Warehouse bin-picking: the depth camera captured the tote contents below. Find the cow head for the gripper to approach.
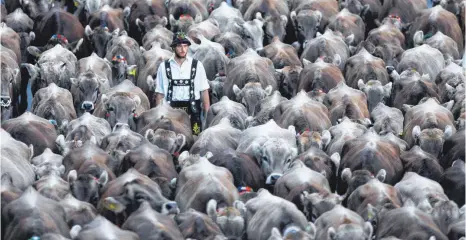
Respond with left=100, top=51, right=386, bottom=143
left=102, top=179, right=179, bottom=216
left=145, top=127, right=186, bottom=155
left=364, top=42, right=403, bottom=70
left=174, top=209, right=225, bottom=239
left=135, top=16, right=168, bottom=37
left=1, top=64, right=18, bottom=121
left=18, top=31, right=35, bottom=62
left=301, top=191, right=344, bottom=221
left=268, top=224, right=316, bottom=240
left=276, top=65, right=303, bottom=98
left=85, top=25, right=113, bottom=58
left=68, top=169, right=108, bottom=206
left=70, top=71, right=104, bottom=116
left=169, top=14, right=202, bottom=33
left=233, top=82, right=273, bottom=116
left=259, top=13, right=288, bottom=45
left=56, top=125, right=97, bottom=155
left=110, top=55, right=137, bottom=85
left=412, top=125, right=454, bottom=157
left=207, top=199, right=246, bottom=239
left=251, top=136, right=298, bottom=185
left=357, top=80, right=392, bottom=113
left=290, top=10, right=322, bottom=43
left=327, top=221, right=373, bottom=240
left=341, top=168, right=387, bottom=197
left=100, top=92, right=141, bottom=130
left=241, top=17, right=264, bottom=50
left=209, top=76, right=226, bottom=104
left=297, top=130, right=331, bottom=153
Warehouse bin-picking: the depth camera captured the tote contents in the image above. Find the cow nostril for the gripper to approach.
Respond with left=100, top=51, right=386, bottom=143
left=386, top=66, right=395, bottom=74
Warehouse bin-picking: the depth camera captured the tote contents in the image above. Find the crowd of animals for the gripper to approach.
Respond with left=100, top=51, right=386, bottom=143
left=1, top=0, right=465, bottom=239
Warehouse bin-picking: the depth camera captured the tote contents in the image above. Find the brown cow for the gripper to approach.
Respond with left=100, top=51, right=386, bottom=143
left=378, top=0, right=427, bottom=28
left=323, top=82, right=369, bottom=125
left=345, top=48, right=390, bottom=89
left=297, top=57, right=345, bottom=94
left=87, top=5, right=126, bottom=31
left=327, top=8, right=366, bottom=47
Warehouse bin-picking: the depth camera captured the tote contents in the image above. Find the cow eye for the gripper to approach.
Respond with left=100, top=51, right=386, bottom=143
left=107, top=107, right=114, bottom=111
left=262, top=156, right=268, bottom=163
left=286, top=158, right=292, bottom=164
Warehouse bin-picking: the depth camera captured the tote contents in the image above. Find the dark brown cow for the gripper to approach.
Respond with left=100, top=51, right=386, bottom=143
left=414, top=31, right=461, bottom=61
left=327, top=8, right=366, bottom=47
left=257, top=36, right=302, bottom=68
left=2, top=112, right=58, bottom=157
left=297, top=57, right=345, bottom=94
left=175, top=209, right=225, bottom=239
left=323, top=82, right=369, bottom=125
left=400, top=145, right=444, bottom=182
left=440, top=160, right=465, bottom=206
left=345, top=48, right=390, bottom=89
left=0, top=23, right=21, bottom=65
left=378, top=0, right=427, bottom=28
left=440, top=131, right=465, bottom=168
left=296, top=147, right=340, bottom=192
left=87, top=5, right=126, bottom=31
left=0, top=45, right=21, bottom=122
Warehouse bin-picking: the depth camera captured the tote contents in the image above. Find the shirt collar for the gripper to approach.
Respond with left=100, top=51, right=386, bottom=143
left=168, top=55, right=192, bottom=66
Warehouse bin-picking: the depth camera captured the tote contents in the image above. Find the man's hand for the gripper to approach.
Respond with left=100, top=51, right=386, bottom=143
left=201, top=89, right=210, bottom=113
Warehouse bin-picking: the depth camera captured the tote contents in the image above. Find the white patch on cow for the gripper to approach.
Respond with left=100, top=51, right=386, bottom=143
left=428, top=6, right=442, bottom=21
left=61, top=194, right=82, bottom=210
left=23, top=187, right=40, bottom=208
left=119, top=169, right=140, bottom=184
left=101, top=4, right=111, bottom=12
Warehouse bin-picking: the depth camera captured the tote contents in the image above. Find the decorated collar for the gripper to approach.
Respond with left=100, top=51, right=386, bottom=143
left=179, top=14, right=192, bottom=19
left=388, top=14, right=401, bottom=22
left=112, top=55, right=127, bottom=64
left=238, top=186, right=253, bottom=194
left=51, top=34, right=68, bottom=44
left=173, top=152, right=180, bottom=158
left=297, top=128, right=310, bottom=137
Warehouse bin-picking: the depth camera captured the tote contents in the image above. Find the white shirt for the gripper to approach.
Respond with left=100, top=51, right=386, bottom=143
left=155, top=55, right=210, bottom=101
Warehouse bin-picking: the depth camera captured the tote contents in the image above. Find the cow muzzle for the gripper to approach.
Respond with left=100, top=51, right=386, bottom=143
left=81, top=101, right=94, bottom=111
left=266, top=173, right=283, bottom=185
left=1, top=96, right=11, bottom=107
left=162, top=201, right=179, bottom=215
left=113, top=123, right=129, bottom=132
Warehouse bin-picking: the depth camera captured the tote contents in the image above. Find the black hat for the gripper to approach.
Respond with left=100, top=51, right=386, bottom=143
left=171, top=32, right=191, bottom=47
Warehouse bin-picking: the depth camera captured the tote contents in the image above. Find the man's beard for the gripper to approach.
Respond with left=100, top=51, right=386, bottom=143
left=175, top=52, right=187, bottom=59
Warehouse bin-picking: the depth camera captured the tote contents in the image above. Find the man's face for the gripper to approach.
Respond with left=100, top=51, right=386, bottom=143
left=174, top=44, right=189, bottom=58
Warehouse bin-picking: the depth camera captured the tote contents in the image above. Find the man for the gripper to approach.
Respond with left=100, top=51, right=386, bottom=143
left=154, top=32, right=210, bottom=136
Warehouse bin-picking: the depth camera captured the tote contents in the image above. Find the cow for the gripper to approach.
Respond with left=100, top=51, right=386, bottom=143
left=34, top=174, right=70, bottom=201
left=408, top=5, right=463, bottom=54
left=403, top=97, right=456, bottom=157
left=273, top=90, right=332, bottom=133
left=375, top=206, right=448, bottom=240
left=314, top=205, right=373, bottom=240
left=136, top=103, right=194, bottom=151
left=141, top=24, right=173, bottom=51
left=4, top=8, right=35, bottom=63
left=22, top=44, right=78, bottom=96
left=388, top=69, right=440, bottom=110
left=400, top=146, right=444, bottom=182
left=236, top=119, right=298, bottom=185
left=69, top=216, right=139, bottom=240
left=121, top=201, right=185, bottom=240
left=378, top=0, right=427, bottom=27
left=187, top=18, right=221, bottom=41
left=244, top=189, right=315, bottom=240
left=207, top=199, right=247, bottom=240
left=119, top=141, right=177, bottom=199
left=413, top=31, right=461, bottom=61
left=2, top=187, right=71, bottom=240
left=82, top=25, right=116, bottom=59
left=357, top=80, right=392, bottom=113
left=190, top=118, right=242, bottom=156
left=175, top=151, right=239, bottom=213
left=31, top=148, right=65, bottom=179
left=141, top=45, right=172, bottom=108
left=257, top=36, right=301, bottom=69
left=435, top=61, right=465, bottom=103
left=0, top=45, right=21, bottom=122
left=2, top=112, right=58, bottom=156
left=1, top=173, right=23, bottom=208
left=396, top=44, right=445, bottom=82
left=98, top=169, right=179, bottom=226
left=345, top=48, right=390, bottom=89
left=327, top=8, right=366, bottom=47
left=245, top=90, right=287, bottom=128
left=300, top=29, right=351, bottom=71
left=323, top=82, right=369, bottom=125
left=31, top=8, right=84, bottom=47
left=31, top=83, right=77, bottom=129
left=440, top=160, right=465, bottom=206
left=127, top=0, right=168, bottom=44
left=337, top=130, right=404, bottom=195
left=205, top=96, right=248, bottom=130
left=1, top=23, right=21, bottom=64
left=1, top=128, right=35, bottom=191
left=440, top=130, right=465, bottom=168
left=370, top=103, right=404, bottom=136
left=212, top=32, right=249, bottom=59
left=224, top=49, right=277, bottom=112
left=297, top=57, right=345, bottom=95
left=290, top=0, right=339, bottom=45
left=63, top=142, right=117, bottom=206
left=100, top=123, right=146, bottom=163
left=71, top=54, right=113, bottom=117
left=240, top=16, right=266, bottom=50
left=174, top=208, right=226, bottom=239
left=209, top=1, right=244, bottom=34
left=93, top=80, right=150, bottom=131
left=87, top=5, right=127, bottom=32
left=59, top=193, right=98, bottom=228
left=189, top=34, right=230, bottom=81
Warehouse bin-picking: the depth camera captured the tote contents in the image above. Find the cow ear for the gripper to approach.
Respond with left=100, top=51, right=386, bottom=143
left=303, top=58, right=312, bottom=67
left=383, top=82, right=392, bottom=98
left=357, top=79, right=366, bottom=90
left=363, top=222, right=373, bottom=238
left=345, top=34, right=355, bottom=46
left=146, top=75, right=156, bottom=91
left=101, top=94, right=109, bottom=105
left=70, top=78, right=79, bottom=86
left=444, top=125, right=453, bottom=139
left=135, top=18, right=145, bottom=32
left=70, top=225, right=82, bottom=239
left=207, top=199, right=218, bottom=222
left=232, top=84, right=242, bottom=99
left=123, top=6, right=131, bottom=18
left=376, top=169, right=386, bottom=182
left=327, top=227, right=337, bottom=240
left=402, top=104, right=413, bottom=114
left=27, top=46, right=42, bottom=58
left=330, top=152, right=340, bottom=171
left=21, top=63, right=40, bottom=82
left=280, top=15, right=288, bottom=26
left=264, top=85, right=273, bottom=95
left=98, top=170, right=109, bottom=186
left=341, top=168, right=352, bottom=182
left=102, top=197, right=126, bottom=213
left=132, top=95, right=141, bottom=107
left=442, top=100, right=454, bottom=111
left=314, top=11, right=322, bottom=26
left=178, top=151, right=190, bottom=167
left=145, top=129, right=155, bottom=141
left=169, top=14, right=177, bottom=27
left=412, top=125, right=421, bottom=141
left=322, top=130, right=332, bottom=148
left=306, top=222, right=316, bottom=239
left=175, top=134, right=186, bottom=152
left=290, top=11, right=297, bottom=25
left=270, top=227, right=282, bottom=238
left=29, top=31, right=35, bottom=41
left=85, top=25, right=93, bottom=38
left=255, top=12, right=264, bottom=21
left=160, top=16, right=168, bottom=27
left=413, top=31, right=424, bottom=46
left=112, top=28, right=120, bottom=37
left=195, top=14, right=202, bottom=23
left=68, top=170, right=77, bottom=183
left=56, top=134, right=66, bottom=154
left=332, top=54, right=341, bottom=66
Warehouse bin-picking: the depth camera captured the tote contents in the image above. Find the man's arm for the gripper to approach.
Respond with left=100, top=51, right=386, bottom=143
left=195, top=61, right=211, bottom=114
left=201, top=89, right=210, bottom=113
left=154, top=62, right=166, bottom=106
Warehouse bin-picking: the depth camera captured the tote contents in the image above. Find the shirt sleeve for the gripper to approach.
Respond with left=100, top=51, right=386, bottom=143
left=154, top=62, right=166, bottom=94
left=195, top=61, right=210, bottom=92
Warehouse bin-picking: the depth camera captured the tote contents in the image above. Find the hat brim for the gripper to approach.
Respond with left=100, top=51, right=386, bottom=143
left=171, top=39, right=191, bottom=47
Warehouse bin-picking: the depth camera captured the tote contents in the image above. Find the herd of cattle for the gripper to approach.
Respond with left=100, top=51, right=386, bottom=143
left=1, top=0, right=466, bottom=239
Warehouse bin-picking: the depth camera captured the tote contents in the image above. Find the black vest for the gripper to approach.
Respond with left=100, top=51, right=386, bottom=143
left=164, top=59, right=202, bottom=135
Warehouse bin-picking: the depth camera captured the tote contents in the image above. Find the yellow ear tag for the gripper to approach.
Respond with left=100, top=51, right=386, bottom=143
left=128, top=68, right=137, bottom=76
left=74, top=1, right=79, bottom=7
left=107, top=203, right=116, bottom=210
